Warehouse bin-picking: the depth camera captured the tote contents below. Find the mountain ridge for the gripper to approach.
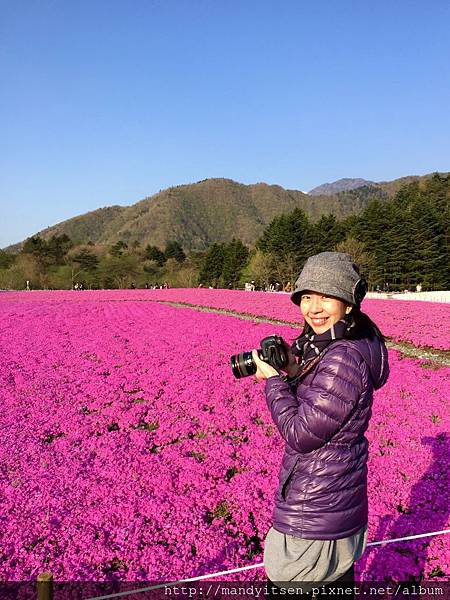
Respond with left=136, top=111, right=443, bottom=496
left=5, top=172, right=446, bottom=252
left=308, top=178, right=374, bottom=195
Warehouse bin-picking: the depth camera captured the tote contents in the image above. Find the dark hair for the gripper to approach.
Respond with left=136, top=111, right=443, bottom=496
left=345, top=307, right=385, bottom=341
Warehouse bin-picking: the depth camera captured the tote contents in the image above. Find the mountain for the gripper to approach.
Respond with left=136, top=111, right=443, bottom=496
left=308, top=178, right=374, bottom=196
left=5, top=173, right=446, bottom=253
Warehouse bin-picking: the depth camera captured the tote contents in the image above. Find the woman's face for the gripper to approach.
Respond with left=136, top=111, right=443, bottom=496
left=300, top=291, right=350, bottom=335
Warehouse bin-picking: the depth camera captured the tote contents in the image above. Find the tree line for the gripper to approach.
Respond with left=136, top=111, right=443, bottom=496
left=0, top=173, right=448, bottom=291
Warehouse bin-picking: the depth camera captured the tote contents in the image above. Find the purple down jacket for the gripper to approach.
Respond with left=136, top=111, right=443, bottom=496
left=265, top=335, right=389, bottom=540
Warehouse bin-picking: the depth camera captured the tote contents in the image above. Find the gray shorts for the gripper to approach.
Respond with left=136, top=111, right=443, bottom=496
left=264, top=524, right=368, bottom=589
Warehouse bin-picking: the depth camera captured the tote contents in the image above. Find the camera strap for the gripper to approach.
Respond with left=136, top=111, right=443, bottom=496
left=286, top=340, right=341, bottom=387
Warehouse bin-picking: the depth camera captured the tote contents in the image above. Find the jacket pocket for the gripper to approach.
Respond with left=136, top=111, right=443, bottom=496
left=280, top=458, right=299, bottom=500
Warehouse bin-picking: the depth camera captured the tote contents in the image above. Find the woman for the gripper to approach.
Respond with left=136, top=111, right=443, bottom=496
left=252, top=252, right=389, bottom=597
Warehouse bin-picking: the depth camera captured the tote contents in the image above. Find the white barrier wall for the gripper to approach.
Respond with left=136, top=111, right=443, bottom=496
left=366, top=291, right=450, bottom=303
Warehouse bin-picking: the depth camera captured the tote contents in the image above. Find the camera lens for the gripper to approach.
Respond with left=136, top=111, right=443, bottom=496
left=230, top=352, right=257, bottom=379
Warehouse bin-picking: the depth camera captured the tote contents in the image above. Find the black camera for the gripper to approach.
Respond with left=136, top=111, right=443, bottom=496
left=230, top=335, right=288, bottom=379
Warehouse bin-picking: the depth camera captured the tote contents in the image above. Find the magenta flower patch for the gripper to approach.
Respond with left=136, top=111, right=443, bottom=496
left=4, top=288, right=447, bottom=350
left=0, top=292, right=448, bottom=582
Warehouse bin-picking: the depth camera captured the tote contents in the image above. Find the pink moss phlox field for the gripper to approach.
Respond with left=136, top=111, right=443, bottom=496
left=0, top=294, right=448, bottom=583
left=143, top=288, right=450, bottom=351
left=3, top=288, right=448, bottom=350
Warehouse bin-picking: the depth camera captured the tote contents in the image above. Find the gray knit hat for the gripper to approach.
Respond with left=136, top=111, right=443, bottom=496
left=290, top=252, right=365, bottom=306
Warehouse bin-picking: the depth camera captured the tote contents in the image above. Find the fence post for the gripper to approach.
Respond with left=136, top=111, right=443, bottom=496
left=37, top=572, right=53, bottom=600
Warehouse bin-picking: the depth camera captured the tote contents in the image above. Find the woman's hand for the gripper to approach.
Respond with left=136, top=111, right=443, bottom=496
left=251, top=350, right=280, bottom=382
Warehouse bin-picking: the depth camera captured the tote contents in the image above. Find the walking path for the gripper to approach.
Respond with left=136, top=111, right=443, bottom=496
left=151, top=299, right=450, bottom=367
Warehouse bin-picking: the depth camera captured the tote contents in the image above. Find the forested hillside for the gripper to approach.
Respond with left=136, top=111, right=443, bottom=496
left=250, top=173, right=449, bottom=291
left=5, top=172, right=444, bottom=254
left=1, top=173, right=448, bottom=291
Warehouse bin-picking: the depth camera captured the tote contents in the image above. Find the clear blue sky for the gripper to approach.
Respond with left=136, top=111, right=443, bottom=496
left=1, top=0, right=449, bottom=248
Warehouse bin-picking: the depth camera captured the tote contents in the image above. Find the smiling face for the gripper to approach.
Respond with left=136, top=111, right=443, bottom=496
left=300, top=291, right=351, bottom=335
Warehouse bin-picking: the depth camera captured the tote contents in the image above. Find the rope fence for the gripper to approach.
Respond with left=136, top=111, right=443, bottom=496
left=33, top=528, right=450, bottom=600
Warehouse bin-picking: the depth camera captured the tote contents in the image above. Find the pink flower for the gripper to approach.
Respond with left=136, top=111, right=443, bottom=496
left=0, top=290, right=448, bottom=582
